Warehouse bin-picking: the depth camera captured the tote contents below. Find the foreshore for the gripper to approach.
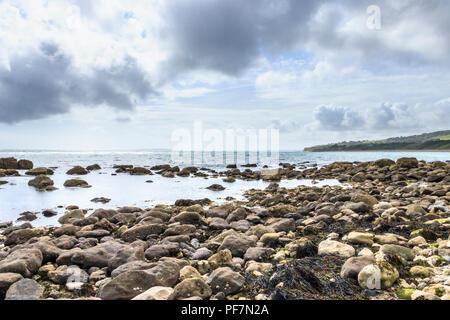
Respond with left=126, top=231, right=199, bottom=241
left=0, top=157, right=449, bottom=300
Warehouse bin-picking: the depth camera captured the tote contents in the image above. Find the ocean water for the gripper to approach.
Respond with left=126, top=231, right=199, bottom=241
left=0, top=151, right=449, bottom=226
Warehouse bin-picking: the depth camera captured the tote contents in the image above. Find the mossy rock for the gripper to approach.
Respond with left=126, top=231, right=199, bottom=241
left=396, top=288, right=415, bottom=300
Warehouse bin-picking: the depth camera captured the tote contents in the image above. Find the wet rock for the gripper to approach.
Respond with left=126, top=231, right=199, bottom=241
left=18, top=159, right=33, bottom=170
left=66, top=166, right=88, bottom=175
left=58, top=210, right=85, bottom=225
left=17, top=211, right=38, bottom=222
left=28, top=175, right=54, bottom=190
left=91, top=197, right=111, bottom=204
left=0, top=157, right=18, bottom=169
left=86, top=164, right=101, bottom=171
left=207, top=184, right=226, bottom=191
left=318, top=240, right=355, bottom=258
left=144, top=242, right=180, bottom=260
left=374, top=159, right=395, bottom=167
left=97, top=270, right=159, bottom=300
left=5, top=279, right=44, bottom=300
left=396, top=157, right=419, bottom=169
left=42, top=209, right=58, bottom=217
left=244, top=247, right=274, bottom=262
left=191, top=248, right=213, bottom=260
left=25, top=168, right=54, bottom=176
left=64, top=179, right=90, bottom=188
left=131, top=167, right=152, bottom=175
left=206, top=267, right=245, bottom=295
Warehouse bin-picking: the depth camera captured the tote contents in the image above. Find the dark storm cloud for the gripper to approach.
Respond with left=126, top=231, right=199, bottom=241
left=162, top=0, right=450, bottom=79
left=162, top=0, right=324, bottom=79
left=0, top=43, right=155, bottom=123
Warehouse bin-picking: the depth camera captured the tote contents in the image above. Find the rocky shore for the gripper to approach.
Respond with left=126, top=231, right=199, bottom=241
left=0, top=157, right=449, bottom=300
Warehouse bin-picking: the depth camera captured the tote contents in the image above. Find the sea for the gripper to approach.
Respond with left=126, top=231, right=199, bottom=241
left=1, top=150, right=449, bottom=226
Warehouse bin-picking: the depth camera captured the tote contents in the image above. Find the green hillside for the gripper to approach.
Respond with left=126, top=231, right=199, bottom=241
left=304, top=130, right=450, bottom=152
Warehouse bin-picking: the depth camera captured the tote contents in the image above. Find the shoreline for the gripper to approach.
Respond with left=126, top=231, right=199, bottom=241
left=0, top=156, right=449, bottom=301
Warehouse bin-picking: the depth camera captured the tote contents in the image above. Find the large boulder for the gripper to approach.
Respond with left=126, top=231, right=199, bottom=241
left=396, top=157, right=419, bottom=169
left=0, top=249, right=43, bottom=277
left=4, top=228, right=42, bottom=246
left=5, top=279, right=44, bottom=300
left=28, top=175, right=54, bottom=190
left=380, top=244, right=415, bottom=261
left=64, top=179, right=90, bottom=188
left=58, top=209, right=85, bottom=225
left=373, top=159, right=395, bottom=168
left=18, top=160, right=33, bottom=170
left=0, top=157, right=18, bottom=169
left=66, top=166, right=88, bottom=175
left=0, top=273, right=23, bottom=298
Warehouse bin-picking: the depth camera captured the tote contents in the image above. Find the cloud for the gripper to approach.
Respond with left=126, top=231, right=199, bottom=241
left=270, top=119, right=301, bottom=133
left=0, top=43, right=155, bottom=123
left=366, top=102, right=416, bottom=129
left=313, top=105, right=365, bottom=130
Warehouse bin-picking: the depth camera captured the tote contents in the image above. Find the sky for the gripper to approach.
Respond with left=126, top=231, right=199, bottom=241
left=0, top=0, right=449, bottom=151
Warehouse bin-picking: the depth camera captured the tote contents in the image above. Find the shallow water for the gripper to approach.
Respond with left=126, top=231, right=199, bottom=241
left=1, top=150, right=449, bottom=226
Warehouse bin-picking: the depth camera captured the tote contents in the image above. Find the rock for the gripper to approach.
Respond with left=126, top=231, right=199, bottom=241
left=218, top=234, right=256, bottom=258
left=179, top=266, right=202, bottom=281
left=207, top=249, right=233, bottom=269
left=48, top=265, right=89, bottom=284
left=0, top=273, right=23, bottom=298
left=206, top=267, right=245, bottom=295
left=4, top=228, right=42, bottom=246
left=351, top=194, right=378, bottom=206
left=66, top=166, right=88, bottom=175
left=28, top=175, right=54, bottom=190
left=170, top=211, right=203, bottom=225
left=169, top=278, right=212, bottom=300
left=410, top=266, right=434, bottom=278
left=406, top=204, right=426, bottom=218
left=121, top=224, right=165, bottom=242
left=5, top=279, right=44, bottom=300
left=343, top=202, right=370, bottom=213
left=86, top=164, right=101, bottom=171
left=25, top=168, right=54, bottom=176
left=64, top=179, right=90, bottom=188
left=380, top=244, right=415, bottom=261
left=358, top=261, right=399, bottom=290
left=17, top=211, right=38, bottom=222
left=18, top=160, right=33, bottom=170
left=132, top=286, right=174, bottom=300
left=191, top=248, right=213, bottom=260
left=144, top=242, right=180, bottom=260
left=97, top=270, right=160, bottom=300
left=207, top=184, right=226, bottom=191
left=374, top=234, right=398, bottom=245
left=408, top=236, right=427, bottom=246
left=318, top=240, right=355, bottom=258
left=340, top=256, right=375, bottom=280
left=411, top=290, right=440, bottom=300
left=131, top=167, right=152, bottom=175
left=374, top=159, right=395, bottom=167
left=58, top=209, right=85, bottom=225
left=244, top=247, right=274, bottom=262
left=110, top=261, right=156, bottom=278
left=91, top=197, right=111, bottom=204
left=396, top=157, right=419, bottom=169
left=0, top=157, right=18, bottom=169
left=42, top=209, right=58, bottom=217
left=245, top=261, right=272, bottom=274
left=347, top=232, right=374, bottom=245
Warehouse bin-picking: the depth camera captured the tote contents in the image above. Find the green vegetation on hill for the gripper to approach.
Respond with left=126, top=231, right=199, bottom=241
left=304, top=130, right=450, bottom=152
